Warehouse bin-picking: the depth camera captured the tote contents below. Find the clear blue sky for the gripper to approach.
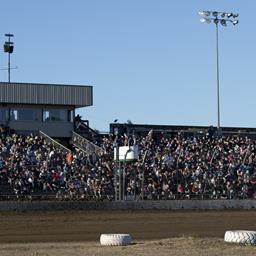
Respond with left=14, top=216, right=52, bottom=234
left=0, top=1, right=255, bottom=132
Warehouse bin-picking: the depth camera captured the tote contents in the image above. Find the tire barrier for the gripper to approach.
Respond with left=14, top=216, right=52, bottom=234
left=224, top=230, right=256, bottom=245
left=100, top=234, right=132, bottom=246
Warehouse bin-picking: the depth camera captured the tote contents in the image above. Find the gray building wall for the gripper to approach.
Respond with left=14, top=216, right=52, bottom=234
left=8, top=121, right=73, bottom=138
left=0, top=104, right=75, bottom=137
left=0, top=82, right=93, bottom=138
left=0, top=82, right=93, bottom=107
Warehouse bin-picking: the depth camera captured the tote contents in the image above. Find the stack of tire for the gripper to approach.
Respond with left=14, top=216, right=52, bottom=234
left=224, top=230, right=256, bottom=246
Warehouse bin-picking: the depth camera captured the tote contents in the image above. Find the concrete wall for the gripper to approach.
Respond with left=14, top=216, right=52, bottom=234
left=0, top=200, right=255, bottom=211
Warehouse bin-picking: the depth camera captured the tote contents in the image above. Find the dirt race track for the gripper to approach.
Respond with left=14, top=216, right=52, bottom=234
left=0, top=209, right=255, bottom=256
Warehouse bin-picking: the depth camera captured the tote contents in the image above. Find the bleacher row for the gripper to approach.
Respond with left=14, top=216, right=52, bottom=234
left=0, top=127, right=255, bottom=200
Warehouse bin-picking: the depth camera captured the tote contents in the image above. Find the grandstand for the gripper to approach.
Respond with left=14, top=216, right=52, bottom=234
left=110, top=122, right=256, bottom=138
left=0, top=126, right=255, bottom=201
left=0, top=81, right=255, bottom=201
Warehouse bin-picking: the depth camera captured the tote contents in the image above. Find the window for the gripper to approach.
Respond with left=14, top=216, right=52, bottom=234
left=0, top=108, right=9, bottom=121
left=68, top=110, right=74, bottom=122
left=43, top=109, right=68, bottom=122
left=10, top=109, right=18, bottom=121
left=10, top=108, right=41, bottom=121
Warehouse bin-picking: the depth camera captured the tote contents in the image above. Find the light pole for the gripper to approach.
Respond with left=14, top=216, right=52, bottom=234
left=141, top=150, right=148, bottom=200
left=198, top=11, right=239, bottom=135
left=123, top=150, right=129, bottom=201
left=114, top=145, right=138, bottom=201
left=114, top=141, right=123, bottom=201
left=123, top=148, right=133, bottom=201
left=4, top=33, right=14, bottom=83
left=123, top=147, right=139, bottom=201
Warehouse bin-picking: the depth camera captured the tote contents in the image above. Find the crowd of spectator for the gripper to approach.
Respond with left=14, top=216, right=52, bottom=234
left=0, top=126, right=255, bottom=200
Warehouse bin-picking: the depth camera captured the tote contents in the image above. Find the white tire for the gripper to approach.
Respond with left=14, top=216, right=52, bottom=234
left=224, top=230, right=256, bottom=245
left=100, top=234, right=132, bottom=246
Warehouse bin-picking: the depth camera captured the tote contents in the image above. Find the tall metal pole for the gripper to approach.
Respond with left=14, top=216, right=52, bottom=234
left=123, top=151, right=129, bottom=201
left=123, top=148, right=134, bottom=201
left=141, top=150, right=148, bottom=200
left=4, top=33, right=14, bottom=83
left=8, top=36, right=11, bottom=83
left=215, top=22, right=221, bottom=134
left=199, top=11, right=238, bottom=136
left=123, top=161, right=125, bottom=201
left=119, top=159, right=122, bottom=201
left=114, top=143, right=121, bottom=201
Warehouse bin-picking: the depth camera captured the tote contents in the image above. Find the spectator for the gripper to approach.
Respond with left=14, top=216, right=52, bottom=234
left=0, top=131, right=255, bottom=201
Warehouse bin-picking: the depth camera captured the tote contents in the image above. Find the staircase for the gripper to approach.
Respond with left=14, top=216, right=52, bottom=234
left=74, top=119, right=101, bottom=143
left=72, top=132, right=103, bottom=155
left=39, top=130, right=71, bottom=154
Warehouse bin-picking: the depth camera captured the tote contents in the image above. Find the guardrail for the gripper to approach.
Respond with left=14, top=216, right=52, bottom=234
left=39, top=130, right=71, bottom=154
left=72, top=132, right=103, bottom=155
left=0, top=193, right=254, bottom=201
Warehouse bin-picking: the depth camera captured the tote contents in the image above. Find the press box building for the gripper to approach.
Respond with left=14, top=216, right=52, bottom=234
left=0, top=82, right=93, bottom=138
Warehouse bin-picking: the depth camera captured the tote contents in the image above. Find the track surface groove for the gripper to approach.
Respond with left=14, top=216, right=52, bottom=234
left=0, top=209, right=255, bottom=243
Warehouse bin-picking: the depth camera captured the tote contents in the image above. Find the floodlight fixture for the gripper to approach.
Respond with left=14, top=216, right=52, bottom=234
left=9, top=45, right=14, bottom=53
left=3, top=44, right=9, bottom=52
left=221, top=19, right=227, bottom=26
left=214, top=18, right=219, bottom=25
left=198, top=11, right=211, bottom=17
left=212, top=11, right=218, bottom=17
left=200, top=18, right=211, bottom=23
left=198, top=10, right=239, bottom=135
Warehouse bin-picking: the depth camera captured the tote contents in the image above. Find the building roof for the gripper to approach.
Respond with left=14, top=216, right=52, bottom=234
left=0, top=82, right=93, bottom=108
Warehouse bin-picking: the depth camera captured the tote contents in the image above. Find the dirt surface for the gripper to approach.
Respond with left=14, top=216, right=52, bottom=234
left=0, top=209, right=255, bottom=255
left=0, top=238, right=255, bottom=256
left=0, top=209, right=255, bottom=243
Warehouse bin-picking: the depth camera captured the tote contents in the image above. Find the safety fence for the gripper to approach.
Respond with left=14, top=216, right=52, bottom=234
left=0, top=193, right=254, bottom=201
left=0, top=199, right=255, bottom=211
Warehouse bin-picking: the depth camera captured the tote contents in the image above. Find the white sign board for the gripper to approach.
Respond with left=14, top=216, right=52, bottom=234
left=114, top=145, right=139, bottom=161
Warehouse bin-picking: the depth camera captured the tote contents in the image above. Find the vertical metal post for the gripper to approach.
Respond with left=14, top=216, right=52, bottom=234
left=8, top=36, right=10, bottom=83
left=133, top=168, right=136, bottom=200
left=119, top=160, right=122, bottom=201
left=123, top=161, right=125, bottom=201
left=199, top=11, right=238, bottom=136
left=142, top=165, right=145, bottom=200
left=123, top=148, right=132, bottom=201
left=4, top=33, right=14, bottom=83
left=216, top=23, right=221, bottom=135
left=114, top=143, right=121, bottom=201
left=141, top=150, right=148, bottom=200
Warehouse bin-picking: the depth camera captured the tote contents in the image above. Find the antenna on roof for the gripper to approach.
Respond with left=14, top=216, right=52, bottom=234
left=0, top=66, right=18, bottom=71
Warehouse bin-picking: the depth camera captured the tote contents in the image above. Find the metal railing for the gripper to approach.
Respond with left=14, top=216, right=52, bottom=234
left=39, top=130, right=71, bottom=154
left=72, top=132, right=103, bottom=155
